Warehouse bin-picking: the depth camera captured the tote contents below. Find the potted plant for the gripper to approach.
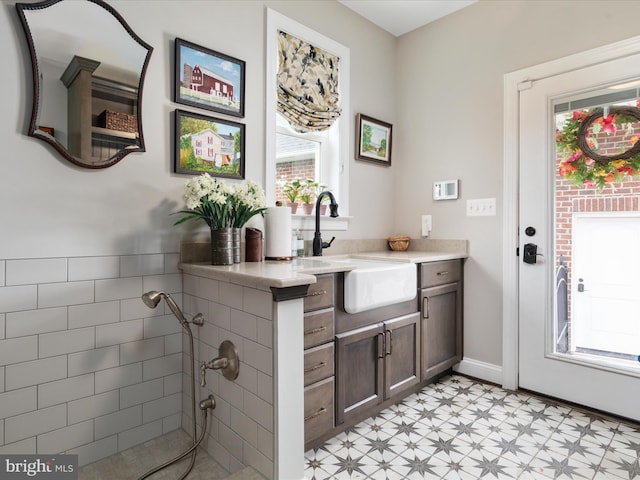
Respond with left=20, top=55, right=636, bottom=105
left=173, top=173, right=266, bottom=264
left=282, top=178, right=302, bottom=214
left=298, top=178, right=318, bottom=214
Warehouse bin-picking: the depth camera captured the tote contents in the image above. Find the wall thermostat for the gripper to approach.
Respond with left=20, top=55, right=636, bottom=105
left=433, top=180, right=459, bottom=200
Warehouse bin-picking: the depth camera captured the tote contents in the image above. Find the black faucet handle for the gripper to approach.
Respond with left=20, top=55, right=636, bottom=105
left=322, top=236, right=335, bottom=249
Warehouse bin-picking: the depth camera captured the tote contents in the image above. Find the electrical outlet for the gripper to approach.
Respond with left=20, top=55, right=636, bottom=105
left=421, top=215, right=432, bottom=236
left=467, top=198, right=496, bottom=216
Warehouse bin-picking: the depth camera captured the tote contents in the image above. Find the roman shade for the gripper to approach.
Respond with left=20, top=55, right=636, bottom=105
left=277, top=30, right=341, bottom=133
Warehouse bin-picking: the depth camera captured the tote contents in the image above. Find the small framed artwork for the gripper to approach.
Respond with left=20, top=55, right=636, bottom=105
left=174, top=109, right=245, bottom=179
left=175, top=37, right=245, bottom=118
left=356, top=113, right=393, bottom=166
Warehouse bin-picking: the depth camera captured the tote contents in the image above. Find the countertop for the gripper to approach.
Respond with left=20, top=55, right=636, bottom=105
left=180, top=251, right=467, bottom=290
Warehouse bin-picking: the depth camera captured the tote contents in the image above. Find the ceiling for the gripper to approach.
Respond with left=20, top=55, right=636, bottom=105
left=337, top=0, right=477, bottom=37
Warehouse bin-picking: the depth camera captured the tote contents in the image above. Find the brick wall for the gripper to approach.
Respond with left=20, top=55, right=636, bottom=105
left=275, top=159, right=315, bottom=204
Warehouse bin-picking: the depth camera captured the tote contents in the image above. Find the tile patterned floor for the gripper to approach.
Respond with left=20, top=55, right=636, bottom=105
left=304, top=375, right=640, bottom=480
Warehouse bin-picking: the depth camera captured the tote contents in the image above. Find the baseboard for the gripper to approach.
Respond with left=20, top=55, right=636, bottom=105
left=453, top=358, right=503, bottom=386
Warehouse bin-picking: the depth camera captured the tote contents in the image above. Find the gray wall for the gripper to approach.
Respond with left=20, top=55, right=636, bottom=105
left=4, top=0, right=640, bottom=464
left=394, top=0, right=640, bottom=368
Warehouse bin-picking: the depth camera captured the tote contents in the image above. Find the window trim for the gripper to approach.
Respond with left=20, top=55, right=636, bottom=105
left=265, top=9, right=350, bottom=224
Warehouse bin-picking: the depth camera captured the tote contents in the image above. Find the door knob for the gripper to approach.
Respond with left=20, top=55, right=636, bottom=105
left=523, top=243, right=542, bottom=264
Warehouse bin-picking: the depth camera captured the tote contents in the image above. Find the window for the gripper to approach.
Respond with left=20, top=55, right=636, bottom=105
left=265, top=9, right=350, bottom=224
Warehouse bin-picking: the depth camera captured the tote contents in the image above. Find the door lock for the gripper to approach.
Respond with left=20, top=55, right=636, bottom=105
left=523, top=243, right=542, bottom=264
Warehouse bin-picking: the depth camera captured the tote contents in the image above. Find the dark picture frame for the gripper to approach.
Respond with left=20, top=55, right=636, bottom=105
left=174, top=109, right=245, bottom=179
left=174, top=38, right=245, bottom=118
left=355, top=113, right=393, bottom=166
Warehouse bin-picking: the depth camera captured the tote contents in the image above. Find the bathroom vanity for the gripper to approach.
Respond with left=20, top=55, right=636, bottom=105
left=179, top=245, right=466, bottom=480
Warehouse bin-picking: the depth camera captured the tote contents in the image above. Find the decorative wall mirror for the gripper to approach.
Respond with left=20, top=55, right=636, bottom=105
left=16, top=0, right=153, bottom=169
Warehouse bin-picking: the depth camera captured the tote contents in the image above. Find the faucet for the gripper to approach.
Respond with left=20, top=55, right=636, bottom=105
left=313, top=191, right=339, bottom=256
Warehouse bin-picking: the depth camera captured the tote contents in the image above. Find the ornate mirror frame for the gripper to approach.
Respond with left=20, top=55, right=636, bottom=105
left=16, top=0, right=153, bottom=168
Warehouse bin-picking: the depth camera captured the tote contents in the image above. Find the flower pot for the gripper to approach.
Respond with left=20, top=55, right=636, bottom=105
left=210, top=227, right=234, bottom=265
left=287, top=202, right=298, bottom=214
left=301, top=203, right=314, bottom=215
left=233, top=227, right=241, bottom=263
left=319, top=204, right=327, bottom=216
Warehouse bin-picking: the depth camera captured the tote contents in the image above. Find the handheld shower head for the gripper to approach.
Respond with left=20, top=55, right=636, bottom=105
left=141, top=290, right=188, bottom=326
left=141, top=290, right=162, bottom=309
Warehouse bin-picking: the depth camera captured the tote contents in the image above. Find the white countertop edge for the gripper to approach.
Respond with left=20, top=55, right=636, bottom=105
left=180, top=251, right=467, bottom=289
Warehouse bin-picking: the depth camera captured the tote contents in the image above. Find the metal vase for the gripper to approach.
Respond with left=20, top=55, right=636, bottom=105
left=233, top=227, right=241, bottom=263
left=210, top=227, right=234, bottom=265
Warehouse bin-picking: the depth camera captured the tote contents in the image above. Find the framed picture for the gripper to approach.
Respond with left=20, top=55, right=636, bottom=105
left=356, top=113, right=393, bottom=166
left=174, top=109, right=245, bottom=179
left=174, top=38, right=245, bottom=118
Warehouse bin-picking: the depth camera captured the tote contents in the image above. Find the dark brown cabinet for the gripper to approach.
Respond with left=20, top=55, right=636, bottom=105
left=303, top=274, right=335, bottom=449
left=335, top=312, right=420, bottom=426
left=420, top=260, right=462, bottom=380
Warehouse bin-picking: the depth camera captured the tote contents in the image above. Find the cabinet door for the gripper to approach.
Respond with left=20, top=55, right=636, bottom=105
left=335, top=323, right=384, bottom=425
left=384, top=312, right=420, bottom=400
left=421, top=282, right=462, bottom=380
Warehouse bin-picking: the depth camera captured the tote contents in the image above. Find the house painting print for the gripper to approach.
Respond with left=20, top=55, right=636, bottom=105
left=190, top=128, right=235, bottom=167
left=175, top=38, right=245, bottom=117
left=175, top=109, right=245, bottom=179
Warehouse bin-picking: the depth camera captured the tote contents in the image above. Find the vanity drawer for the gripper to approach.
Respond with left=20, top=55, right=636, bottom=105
left=304, top=274, right=335, bottom=312
left=420, top=260, right=462, bottom=288
left=303, top=308, right=334, bottom=349
left=304, top=376, right=335, bottom=445
left=304, top=343, right=335, bottom=386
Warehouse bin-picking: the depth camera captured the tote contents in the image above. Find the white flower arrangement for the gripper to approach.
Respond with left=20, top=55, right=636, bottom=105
left=174, top=173, right=266, bottom=229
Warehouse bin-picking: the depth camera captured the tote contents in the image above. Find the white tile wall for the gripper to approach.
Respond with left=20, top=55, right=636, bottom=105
left=95, top=277, right=142, bottom=302
left=68, top=301, right=119, bottom=329
left=68, top=256, right=119, bottom=281
left=38, top=281, right=94, bottom=309
left=6, top=307, right=67, bottom=338
left=5, top=404, right=67, bottom=444
left=0, top=336, right=38, bottom=366
left=37, top=420, right=94, bottom=454
left=6, top=258, right=67, bottom=286
left=39, top=327, right=95, bottom=358
left=38, top=373, right=94, bottom=409
left=68, top=346, right=119, bottom=377
left=95, top=363, right=142, bottom=394
left=68, top=391, right=119, bottom=425
left=0, top=285, right=37, bottom=313
left=120, top=378, right=164, bottom=409
left=183, top=273, right=275, bottom=478
left=5, top=355, right=67, bottom=390
left=95, top=405, right=142, bottom=440
left=0, top=253, right=183, bottom=466
left=120, top=254, right=165, bottom=278
left=0, top=387, right=37, bottom=419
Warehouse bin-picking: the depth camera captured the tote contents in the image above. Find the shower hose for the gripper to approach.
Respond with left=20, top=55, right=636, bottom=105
left=137, top=320, right=210, bottom=480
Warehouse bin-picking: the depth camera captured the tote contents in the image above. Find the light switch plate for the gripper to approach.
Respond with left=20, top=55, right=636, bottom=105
left=467, top=198, right=496, bottom=216
left=421, top=215, right=432, bottom=236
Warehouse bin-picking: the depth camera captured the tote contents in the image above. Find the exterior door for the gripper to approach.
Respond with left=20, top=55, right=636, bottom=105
left=518, top=53, right=640, bottom=421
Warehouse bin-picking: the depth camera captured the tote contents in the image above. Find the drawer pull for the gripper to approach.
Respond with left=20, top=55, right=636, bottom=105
left=308, top=289, right=327, bottom=297
left=436, top=271, right=449, bottom=276
left=304, top=326, right=327, bottom=336
left=304, top=407, right=327, bottom=422
left=304, top=361, right=327, bottom=374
